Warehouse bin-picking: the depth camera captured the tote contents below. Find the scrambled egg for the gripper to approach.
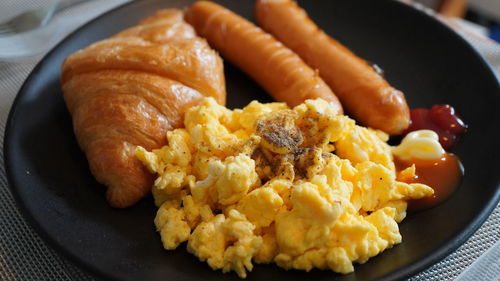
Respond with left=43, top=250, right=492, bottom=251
left=136, top=97, right=434, bottom=278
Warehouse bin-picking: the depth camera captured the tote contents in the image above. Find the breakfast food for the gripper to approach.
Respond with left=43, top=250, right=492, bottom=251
left=61, top=9, right=226, bottom=207
left=404, top=104, right=467, bottom=149
left=59, top=1, right=466, bottom=277
left=254, top=0, right=410, bottom=135
left=137, top=97, right=436, bottom=278
left=185, top=1, right=343, bottom=113
left=393, top=130, right=463, bottom=210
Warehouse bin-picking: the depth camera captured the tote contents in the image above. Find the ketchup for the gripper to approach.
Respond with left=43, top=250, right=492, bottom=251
left=405, top=105, right=467, bottom=149
left=396, top=154, right=463, bottom=211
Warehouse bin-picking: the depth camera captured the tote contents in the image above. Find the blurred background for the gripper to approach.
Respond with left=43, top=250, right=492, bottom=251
left=413, top=0, right=500, bottom=42
left=0, top=0, right=499, bottom=62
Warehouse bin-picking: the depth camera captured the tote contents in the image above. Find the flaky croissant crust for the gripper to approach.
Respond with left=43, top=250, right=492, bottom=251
left=61, top=9, right=226, bottom=207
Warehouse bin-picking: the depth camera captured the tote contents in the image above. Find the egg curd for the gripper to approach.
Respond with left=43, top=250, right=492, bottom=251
left=136, top=97, right=434, bottom=278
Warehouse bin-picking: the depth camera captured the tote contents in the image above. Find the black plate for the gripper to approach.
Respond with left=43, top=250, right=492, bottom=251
left=4, top=0, right=500, bottom=280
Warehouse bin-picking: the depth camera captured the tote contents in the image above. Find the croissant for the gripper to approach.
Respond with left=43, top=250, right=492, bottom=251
left=61, top=9, right=226, bottom=208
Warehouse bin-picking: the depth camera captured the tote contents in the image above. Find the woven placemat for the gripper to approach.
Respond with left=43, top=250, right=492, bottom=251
left=0, top=1, right=499, bottom=280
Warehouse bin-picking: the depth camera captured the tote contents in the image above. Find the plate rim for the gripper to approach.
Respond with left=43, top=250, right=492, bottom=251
left=3, top=0, right=500, bottom=280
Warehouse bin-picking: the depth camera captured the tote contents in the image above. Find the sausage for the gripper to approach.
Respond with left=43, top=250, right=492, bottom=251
left=185, top=1, right=343, bottom=113
left=255, top=0, right=410, bottom=135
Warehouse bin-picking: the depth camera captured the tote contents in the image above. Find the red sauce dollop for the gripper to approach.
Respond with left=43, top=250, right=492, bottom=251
left=396, top=153, right=463, bottom=211
left=405, top=105, right=467, bottom=149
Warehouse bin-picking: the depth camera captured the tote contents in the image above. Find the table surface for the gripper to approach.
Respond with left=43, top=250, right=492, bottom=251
left=0, top=1, right=499, bottom=281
